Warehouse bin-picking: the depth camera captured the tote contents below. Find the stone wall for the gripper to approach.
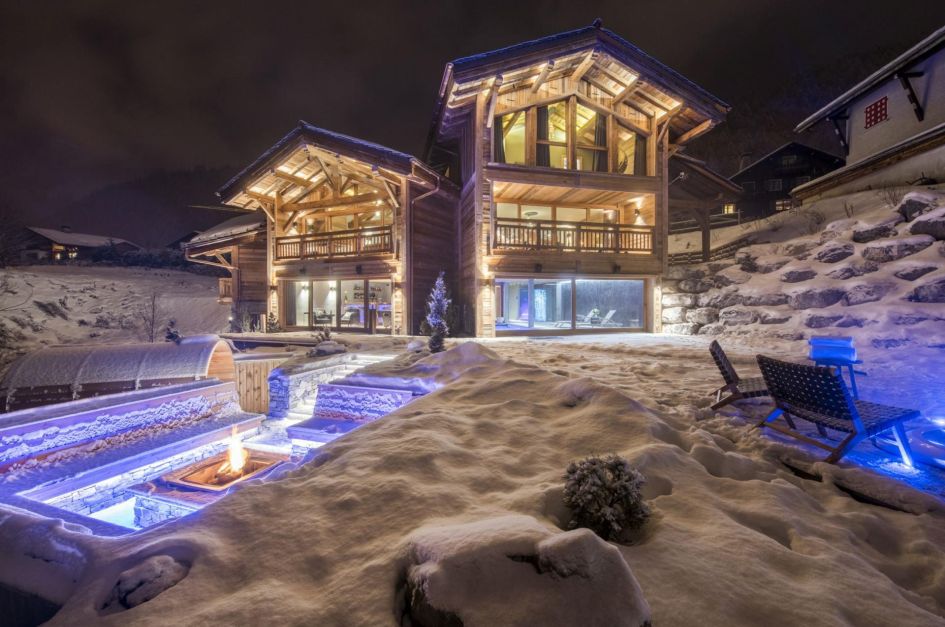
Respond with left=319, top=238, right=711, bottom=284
left=0, top=381, right=240, bottom=465
left=267, top=353, right=356, bottom=418
left=661, top=191, right=945, bottom=347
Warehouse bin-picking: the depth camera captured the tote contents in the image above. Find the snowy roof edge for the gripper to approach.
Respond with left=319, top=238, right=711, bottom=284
left=795, top=24, right=945, bottom=132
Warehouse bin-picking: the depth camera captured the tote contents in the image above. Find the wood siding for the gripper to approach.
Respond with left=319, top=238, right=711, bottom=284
left=407, top=180, right=459, bottom=335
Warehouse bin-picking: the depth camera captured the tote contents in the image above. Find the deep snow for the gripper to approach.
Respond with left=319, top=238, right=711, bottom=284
left=2, top=338, right=944, bottom=626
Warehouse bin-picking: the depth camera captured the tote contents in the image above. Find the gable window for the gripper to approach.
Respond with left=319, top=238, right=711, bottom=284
left=864, top=96, right=888, bottom=129
left=536, top=101, right=569, bottom=168
left=615, top=125, right=647, bottom=175
left=494, top=111, right=526, bottom=165
left=574, top=103, right=608, bottom=172
left=765, top=178, right=782, bottom=192
left=780, top=154, right=798, bottom=167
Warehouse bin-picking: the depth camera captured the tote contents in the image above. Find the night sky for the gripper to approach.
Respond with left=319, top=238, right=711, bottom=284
left=3, top=0, right=945, bottom=228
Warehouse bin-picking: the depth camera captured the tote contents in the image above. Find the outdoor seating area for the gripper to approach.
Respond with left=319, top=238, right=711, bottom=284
left=710, top=338, right=922, bottom=466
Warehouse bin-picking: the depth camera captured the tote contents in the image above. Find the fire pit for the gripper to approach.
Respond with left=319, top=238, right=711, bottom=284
left=162, top=427, right=284, bottom=492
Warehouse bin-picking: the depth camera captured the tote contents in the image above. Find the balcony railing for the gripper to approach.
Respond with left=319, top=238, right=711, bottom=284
left=494, top=218, right=653, bottom=253
left=218, top=277, right=233, bottom=302
left=275, top=226, right=393, bottom=261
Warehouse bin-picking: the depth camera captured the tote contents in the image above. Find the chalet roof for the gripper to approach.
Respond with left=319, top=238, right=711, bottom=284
left=448, top=23, right=729, bottom=113
left=795, top=25, right=945, bottom=132
left=26, top=227, right=140, bottom=250
left=670, top=153, right=742, bottom=199
left=217, top=121, right=420, bottom=203
left=183, top=210, right=266, bottom=248
left=729, top=142, right=844, bottom=180
left=428, top=21, right=730, bottom=153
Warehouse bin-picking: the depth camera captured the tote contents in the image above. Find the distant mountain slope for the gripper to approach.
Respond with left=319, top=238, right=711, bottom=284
left=42, top=167, right=243, bottom=248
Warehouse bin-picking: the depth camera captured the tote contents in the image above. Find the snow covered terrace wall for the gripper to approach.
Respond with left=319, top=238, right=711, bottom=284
left=0, top=335, right=235, bottom=413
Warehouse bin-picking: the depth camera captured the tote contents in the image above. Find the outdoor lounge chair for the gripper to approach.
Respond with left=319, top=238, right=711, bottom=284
left=755, top=355, right=918, bottom=465
left=557, top=311, right=594, bottom=328
left=709, top=340, right=769, bottom=410
left=596, top=310, right=618, bottom=326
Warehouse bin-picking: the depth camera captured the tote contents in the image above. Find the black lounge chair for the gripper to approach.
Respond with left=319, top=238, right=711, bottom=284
left=709, top=340, right=769, bottom=410
left=755, top=355, right=918, bottom=465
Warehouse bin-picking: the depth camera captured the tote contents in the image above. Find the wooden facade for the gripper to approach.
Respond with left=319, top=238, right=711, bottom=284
left=425, top=21, right=729, bottom=335
left=191, top=21, right=728, bottom=337
left=188, top=123, right=457, bottom=335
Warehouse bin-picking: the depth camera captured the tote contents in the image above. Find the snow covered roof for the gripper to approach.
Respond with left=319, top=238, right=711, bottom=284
left=729, top=142, right=843, bottom=180
left=217, top=121, right=422, bottom=203
left=26, top=227, right=140, bottom=250
left=0, top=335, right=235, bottom=412
left=795, top=25, right=945, bottom=132
left=183, top=210, right=266, bottom=248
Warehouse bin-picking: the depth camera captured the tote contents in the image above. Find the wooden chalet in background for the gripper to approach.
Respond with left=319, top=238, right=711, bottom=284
left=189, top=21, right=730, bottom=336
left=730, top=142, right=844, bottom=220
left=185, top=123, right=456, bottom=334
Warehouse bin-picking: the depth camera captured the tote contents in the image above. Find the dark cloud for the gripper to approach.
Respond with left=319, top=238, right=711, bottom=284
left=2, top=0, right=945, bottom=220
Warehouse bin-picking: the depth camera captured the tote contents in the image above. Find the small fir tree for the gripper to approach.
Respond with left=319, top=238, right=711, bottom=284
left=425, top=271, right=450, bottom=353
left=266, top=312, right=282, bottom=333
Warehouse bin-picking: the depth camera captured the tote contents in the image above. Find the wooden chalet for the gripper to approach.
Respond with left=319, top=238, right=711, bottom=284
left=667, top=153, right=743, bottom=260
left=187, top=122, right=457, bottom=334
left=426, top=20, right=729, bottom=335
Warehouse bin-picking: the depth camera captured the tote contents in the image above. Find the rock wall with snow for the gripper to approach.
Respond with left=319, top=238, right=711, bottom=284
left=661, top=190, right=945, bottom=349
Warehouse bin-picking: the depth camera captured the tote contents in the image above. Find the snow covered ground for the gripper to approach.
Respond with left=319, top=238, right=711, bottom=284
left=0, top=265, right=231, bottom=370
left=3, top=337, right=944, bottom=626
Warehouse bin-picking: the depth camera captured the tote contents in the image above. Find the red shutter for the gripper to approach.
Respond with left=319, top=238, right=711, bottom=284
left=864, top=96, right=888, bottom=129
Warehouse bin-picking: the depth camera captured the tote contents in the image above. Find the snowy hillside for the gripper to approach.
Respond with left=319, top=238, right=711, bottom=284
left=663, top=186, right=945, bottom=349
left=0, top=265, right=231, bottom=370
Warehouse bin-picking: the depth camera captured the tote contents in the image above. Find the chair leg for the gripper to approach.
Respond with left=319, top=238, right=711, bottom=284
left=816, top=423, right=829, bottom=438
left=847, top=365, right=859, bottom=399
left=783, top=413, right=797, bottom=430
left=890, top=422, right=915, bottom=467
left=826, top=432, right=864, bottom=463
left=755, top=408, right=783, bottom=429
left=711, top=394, right=738, bottom=411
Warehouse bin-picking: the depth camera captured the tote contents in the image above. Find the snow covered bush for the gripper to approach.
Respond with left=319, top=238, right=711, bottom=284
left=425, top=271, right=450, bottom=353
left=563, top=455, right=650, bottom=541
left=266, top=312, right=281, bottom=333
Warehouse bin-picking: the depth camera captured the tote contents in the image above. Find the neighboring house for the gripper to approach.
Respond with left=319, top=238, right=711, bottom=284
left=730, top=143, right=844, bottom=219
left=181, top=211, right=267, bottom=316
left=794, top=24, right=945, bottom=200
left=667, top=153, right=743, bottom=255
left=191, top=21, right=728, bottom=336
left=21, top=227, right=141, bottom=261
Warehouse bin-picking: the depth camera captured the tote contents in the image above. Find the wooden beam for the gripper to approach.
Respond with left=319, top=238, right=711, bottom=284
left=530, top=61, right=554, bottom=93
left=243, top=190, right=275, bottom=206
left=613, top=113, right=651, bottom=138
left=675, top=119, right=715, bottom=145
left=284, top=191, right=380, bottom=213
left=584, top=75, right=617, bottom=97
left=571, top=50, right=597, bottom=84
left=485, top=75, right=504, bottom=129
left=636, top=90, right=670, bottom=112
left=896, top=71, right=925, bottom=122
left=272, top=170, right=315, bottom=188
left=612, top=76, right=639, bottom=106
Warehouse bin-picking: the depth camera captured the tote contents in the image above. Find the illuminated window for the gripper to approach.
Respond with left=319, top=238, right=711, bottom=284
left=575, top=103, right=607, bottom=172
left=723, top=203, right=736, bottom=215
left=496, top=202, right=518, bottom=219
left=775, top=199, right=793, bottom=211
left=494, top=111, right=526, bottom=165
left=537, top=101, right=568, bottom=168
left=615, top=125, right=646, bottom=175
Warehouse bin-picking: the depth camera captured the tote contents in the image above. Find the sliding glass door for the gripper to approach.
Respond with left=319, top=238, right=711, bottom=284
left=283, top=278, right=392, bottom=333
left=495, top=277, right=644, bottom=332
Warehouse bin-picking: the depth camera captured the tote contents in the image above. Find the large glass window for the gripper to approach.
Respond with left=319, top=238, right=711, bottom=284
left=574, top=280, right=644, bottom=328
left=285, top=281, right=311, bottom=327
left=537, top=101, right=568, bottom=168
left=312, top=280, right=336, bottom=327
left=616, top=125, right=647, bottom=175
left=339, top=280, right=366, bottom=328
left=496, top=202, right=519, bottom=219
left=575, top=103, right=607, bottom=172
left=496, top=278, right=644, bottom=332
left=368, top=280, right=392, bottom=330
left=494, top=111, right=526, bottom=165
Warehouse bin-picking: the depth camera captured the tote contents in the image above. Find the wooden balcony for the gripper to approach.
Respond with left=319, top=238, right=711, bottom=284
left=493, top=218, right=653, bottom=254
left=218, top=277, right=233, bottom=302
left=275, top=226, right=393, bottom=261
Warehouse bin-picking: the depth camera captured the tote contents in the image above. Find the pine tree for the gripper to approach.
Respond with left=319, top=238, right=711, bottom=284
left=425, top=271, right=450, bottom=353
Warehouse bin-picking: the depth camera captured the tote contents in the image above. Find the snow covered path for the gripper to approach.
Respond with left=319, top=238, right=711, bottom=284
left=5, top=337, right=945, bottom=626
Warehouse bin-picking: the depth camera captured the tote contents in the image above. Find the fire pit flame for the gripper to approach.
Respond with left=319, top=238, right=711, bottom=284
left=161, top=427, right=285, bottom=493
left=220, top=425, right=248, bottom=476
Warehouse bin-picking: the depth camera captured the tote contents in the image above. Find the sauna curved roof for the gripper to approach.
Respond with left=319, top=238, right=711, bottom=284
left=184, top=210, right=266, bottom=249
left=0, top=335, right=235, bottom=407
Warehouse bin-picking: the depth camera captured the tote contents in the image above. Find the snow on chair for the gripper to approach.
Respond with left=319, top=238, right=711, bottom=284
left=708, top=340, right=769, bottom=410
left=755, top=355, right=917, bottom=465
left=808, top=335, right=866, bottom=399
